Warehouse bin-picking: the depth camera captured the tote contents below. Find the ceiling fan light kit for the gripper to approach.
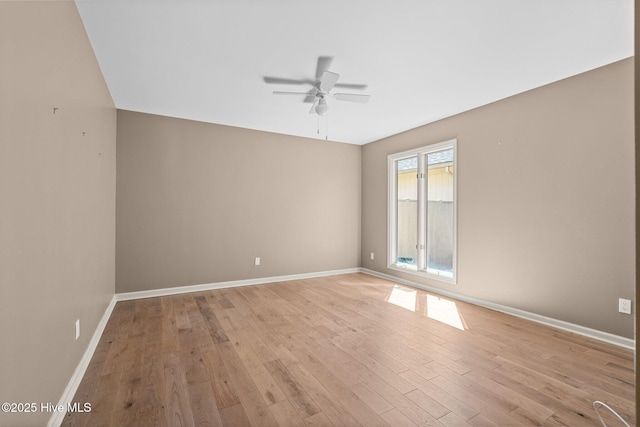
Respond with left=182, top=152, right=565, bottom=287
left=315, top=97, right=329, bottom=116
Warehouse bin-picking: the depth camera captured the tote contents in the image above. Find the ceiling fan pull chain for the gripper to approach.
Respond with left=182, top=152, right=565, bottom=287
left=326, top=115, right=329, bottom=141
left=317, top=115, right=320, bottom=134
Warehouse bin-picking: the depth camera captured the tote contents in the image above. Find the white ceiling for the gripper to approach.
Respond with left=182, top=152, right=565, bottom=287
left=75, top=0, right=633, bottom=145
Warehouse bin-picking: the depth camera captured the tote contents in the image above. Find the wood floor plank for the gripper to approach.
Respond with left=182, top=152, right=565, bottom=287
left=195, top=295, right=229, bottom=344
left=231, top=323, right=280, bottom=364
left=283, top=359, right=363, bottom=427
left=438, top=411, right=473, bottom=426
left=186, top=380, right=224, bottom=426
left=218, top=403, right=252, bottom=426
left=303, top=411, right=336, bottom=426
left=217, top=341, right=279, bottom=427
left=248, top=324, right=301, bottom=367
left=405, top=388, right=451, bottom=419
left=465, top=413, right=499, bottom=427
left=349, top=382, right=394, bottom=415
left=509, top=406, right=549, bottom=426
left=268, top=399, right=307, bottom=427
left=334, top=330, right=412, bottom=374
left=462, top=369, right=555, bottom=420
left=64, top=372, right=120, bottom=427
left=225, top=327, right=286, bottom=405
left=379, top=408, right=419, bottom=427
left=64, top=273, right=635, bottom=426
left=110, top=375, right=144, bottom=426
left=330, top=335, right=416, bottom=394
left=163, top=352, right=195, bottom=427
left=263, top=359, right=321, bottom=419
left=160, top=297, right=180, bottom=354
left=288, top=348, right=389, bottom=427
left=345, top=359, right=443, bottom=426
left=429, top=375, right=521, bottom=426
left=399, top=369, right=478, bottom=421
left=180, top=338, right=209, bottom=386
left=201, top=346, right=241, bottom=409
left=173, top=295, right=192, bottom=331
left=135, top=356, right=165, bottom=419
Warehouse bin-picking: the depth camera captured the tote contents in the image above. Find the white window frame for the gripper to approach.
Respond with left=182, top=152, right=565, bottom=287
left=387, top=139, right=457, bottom=284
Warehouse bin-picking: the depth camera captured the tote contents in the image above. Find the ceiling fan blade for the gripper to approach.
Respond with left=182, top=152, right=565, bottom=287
left=315, top=56, right=334, bottom=80
left=320, top=71, right=340, bottom=91
left=303, top=95, right=317, bottom=104
left=334, top=83, right=368, bottom=90
left=264, top=76, right=313, bottom=85
left=334, top=93, right=371, bottom=103
left=309, top=100, right=318, bottom=114
left=273, top=91, right=312, bottom=96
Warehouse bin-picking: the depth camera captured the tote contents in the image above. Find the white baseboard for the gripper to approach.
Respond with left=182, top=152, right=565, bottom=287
left=361, top=268, right=635, bottom=350
left=48, top=295, right=117, bottom=427
left=116, top=268, right=361, bottom=301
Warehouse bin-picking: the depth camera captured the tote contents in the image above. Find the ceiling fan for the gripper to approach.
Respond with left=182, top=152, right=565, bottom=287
left=265, top=56, right=371, bottom=116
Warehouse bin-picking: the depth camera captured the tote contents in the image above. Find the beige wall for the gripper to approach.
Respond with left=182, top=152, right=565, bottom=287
left=0, top=1, right=116, bottom=426
left=116, top=111, right=361, bottom=293
left=362, top=59, right=635, bottom=338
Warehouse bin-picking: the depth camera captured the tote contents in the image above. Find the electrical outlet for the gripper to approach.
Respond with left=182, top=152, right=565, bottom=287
left=618, top=298, right=631, bottom=314
left=75, top=319, right=80, bottom=340
left=370, top=252, right=375, bottom=260
left=255, top=257, right=261, bottom=266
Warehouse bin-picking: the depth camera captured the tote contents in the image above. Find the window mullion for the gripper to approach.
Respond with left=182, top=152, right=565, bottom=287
left=417, top=155, right=427, bottom=271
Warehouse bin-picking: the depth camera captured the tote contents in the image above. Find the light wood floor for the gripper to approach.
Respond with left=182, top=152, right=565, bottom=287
left=62, top=273, right=635, bottom=426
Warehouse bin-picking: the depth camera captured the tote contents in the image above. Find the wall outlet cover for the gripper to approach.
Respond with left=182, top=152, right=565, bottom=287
left=618, top=298, right=632, bottom=315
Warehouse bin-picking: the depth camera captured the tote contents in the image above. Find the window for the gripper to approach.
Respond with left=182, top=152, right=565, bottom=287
left=388, top=140, right=456, bottom=283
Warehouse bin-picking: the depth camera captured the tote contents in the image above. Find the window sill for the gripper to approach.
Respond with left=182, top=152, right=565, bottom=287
left=387, top=264, right=456, bottom=285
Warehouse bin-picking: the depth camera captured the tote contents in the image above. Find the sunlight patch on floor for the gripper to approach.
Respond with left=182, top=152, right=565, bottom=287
left=386, top=285, right=418, bottom=312
left=385, top=285, right=466, bottom=330
left=427, top=294, right=466, bottom=330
